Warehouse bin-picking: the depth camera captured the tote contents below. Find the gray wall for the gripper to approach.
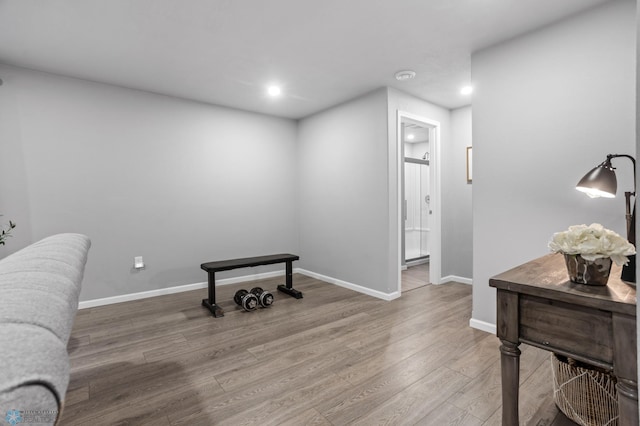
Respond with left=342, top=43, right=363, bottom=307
left=471, top=0, right=636, bottom=327
left=445, top=106, right=472, bottom=279
left=1, top=66, right=475, bottom=303
left=0, top=64, right=299, bottom=301
left=297, top=88, right=391, bottom=292
left=298, top=87, right=470, bottom=295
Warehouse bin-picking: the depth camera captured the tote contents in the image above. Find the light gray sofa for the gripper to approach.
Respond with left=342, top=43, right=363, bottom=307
left=0, top=233, right=90, bottom=424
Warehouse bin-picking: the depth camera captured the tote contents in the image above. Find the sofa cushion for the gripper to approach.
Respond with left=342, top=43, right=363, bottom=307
left=0, top=233, right=90, bottom=342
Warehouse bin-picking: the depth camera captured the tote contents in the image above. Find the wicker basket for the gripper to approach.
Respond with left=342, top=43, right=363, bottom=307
left=551, top=353, right=618, bottom=426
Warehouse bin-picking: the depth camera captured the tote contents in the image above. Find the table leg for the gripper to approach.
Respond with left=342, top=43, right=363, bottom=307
left=500, top=340, right=521, bottom=426
left=612, top=313, right=638, bottom=425
left=617, top=379, right=639, bottom=426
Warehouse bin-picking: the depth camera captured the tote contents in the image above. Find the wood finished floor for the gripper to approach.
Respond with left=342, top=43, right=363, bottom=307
left=62, top=274, right=577, bottom=425
left=401, top=263, right=430, bottom=292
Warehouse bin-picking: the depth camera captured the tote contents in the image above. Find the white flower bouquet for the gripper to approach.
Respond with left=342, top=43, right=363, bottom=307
left=549, top=223, right=636, bottom=266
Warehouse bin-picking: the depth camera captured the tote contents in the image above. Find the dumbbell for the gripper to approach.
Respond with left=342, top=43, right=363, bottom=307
left=250, top=287, right=274, bottom=308
left=234, top=289, right=258, bottom=312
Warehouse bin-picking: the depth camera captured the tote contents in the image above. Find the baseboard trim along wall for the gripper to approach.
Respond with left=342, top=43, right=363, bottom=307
left=469, top=318, right=496, bottom=335
left=296, top=269, right=401, bottom=301
left=440, top=275, right=472, bottom=285
left=78, top=269, right=287, bottom=309
left=79, top=268, right=401, bottom=309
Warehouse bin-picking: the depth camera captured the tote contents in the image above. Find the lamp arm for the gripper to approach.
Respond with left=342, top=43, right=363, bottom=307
left=608, top=154, right=636, bottom=195
left=608, top=154, right=636, bottom=243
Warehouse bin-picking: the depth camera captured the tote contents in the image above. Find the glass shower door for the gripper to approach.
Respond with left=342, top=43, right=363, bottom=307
left=404, top=159, right=430, bottom=261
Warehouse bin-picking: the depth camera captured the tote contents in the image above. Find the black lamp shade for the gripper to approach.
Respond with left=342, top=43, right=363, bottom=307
left=575, top=154, right=636, bottom=283
left=575, top=162, right=617, bottom=198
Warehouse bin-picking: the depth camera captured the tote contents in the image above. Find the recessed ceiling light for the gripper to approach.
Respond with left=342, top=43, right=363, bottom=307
left=407, top=134, right=415, bottom=140
left=395, top=70, right=416, bottom=81
left=267, top=85, right=282, bottom=97
left=460, top=85, right=474, bottom=95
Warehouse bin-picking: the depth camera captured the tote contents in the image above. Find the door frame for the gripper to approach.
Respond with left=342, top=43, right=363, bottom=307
left=396, top=110, right=442, bottom=293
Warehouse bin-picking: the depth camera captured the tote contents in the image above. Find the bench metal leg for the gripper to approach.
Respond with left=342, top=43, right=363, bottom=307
left=202, top=271, right=224, bottom=317
left=277, top=260, right=303, bottom=299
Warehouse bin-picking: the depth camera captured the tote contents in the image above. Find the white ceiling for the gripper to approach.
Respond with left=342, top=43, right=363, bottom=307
left=0, top=0, right=614, bottom=119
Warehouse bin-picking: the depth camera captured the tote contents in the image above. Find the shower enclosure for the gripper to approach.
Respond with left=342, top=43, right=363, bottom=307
left=402, top=118, right=431, bottom=264
left=404, top=158, right=430, bottom=261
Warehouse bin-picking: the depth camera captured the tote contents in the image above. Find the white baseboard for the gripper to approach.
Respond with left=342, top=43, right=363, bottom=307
left=296, top=269, right=400, bottom=301
left=440, top=275, right=472, bottom=285
left=79, top=267, right=405, bottom=309
left=78, top=270, right=287, bottom=309
left=79, top=265, right=476, bottom=310
left=469, top=318, right=496, bottom=335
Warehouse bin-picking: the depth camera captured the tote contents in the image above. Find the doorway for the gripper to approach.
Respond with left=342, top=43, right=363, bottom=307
left=397, top=111, right=441, bottom=294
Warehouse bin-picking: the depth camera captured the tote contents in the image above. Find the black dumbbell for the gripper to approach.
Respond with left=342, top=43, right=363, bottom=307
left=234, top=289, right=258, bottom=312
left=250, top=287, right=274, bottom=308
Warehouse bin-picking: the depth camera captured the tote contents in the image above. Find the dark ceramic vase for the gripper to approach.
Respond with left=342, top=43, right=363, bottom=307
left=563, top=254, right=612, bottom=286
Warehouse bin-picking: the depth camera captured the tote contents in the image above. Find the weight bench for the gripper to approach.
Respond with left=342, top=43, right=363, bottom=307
left=201, top=253, right=301, bottom=317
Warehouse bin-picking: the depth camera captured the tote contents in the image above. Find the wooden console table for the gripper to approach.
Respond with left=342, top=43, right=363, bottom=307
left=490, top=253, right=637, bottom=425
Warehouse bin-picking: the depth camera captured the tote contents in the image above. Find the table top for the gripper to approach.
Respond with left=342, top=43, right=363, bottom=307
left=490, top=253, right=636, bottom=316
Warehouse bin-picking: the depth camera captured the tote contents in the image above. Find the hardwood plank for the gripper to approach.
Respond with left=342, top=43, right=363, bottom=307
left=402, top=263, right=430, bottom=292
left=214, top=329, right=363, bottom=392
left=63, top=385, right=89, bottom=407
left=216, top=373, right=352, bottom=426
left=317, top=344, right=468, bottom=425
left=338, top=334, right=453, bottom=387
left=344, top=293, right=473, bottom=358
left=247, top=312, right=373, bottom=358
left=70, top=381, right=223, bottom=426
left=168, top=347, right=358, bottom=425
left=518, top=357, right=560, bottom=425
left=415, top=402, right=484, bottom=426
left=69, top=333, right=187, bottom=372
left=349, top=367, right=469, bottom=425
left=451, top=344, right=551, bottom=422
left=90, top=349, right=256, bottom=395
left=447, top=330, right=500, bottom=379
left=337, top=324, right=478, bottom=387
left=278, top=408, right=332, bottom=426
left=57, top=275, right=569, bottom=425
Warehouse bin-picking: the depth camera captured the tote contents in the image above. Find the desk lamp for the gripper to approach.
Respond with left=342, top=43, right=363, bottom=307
left=576, top=154, right=636, bottom=283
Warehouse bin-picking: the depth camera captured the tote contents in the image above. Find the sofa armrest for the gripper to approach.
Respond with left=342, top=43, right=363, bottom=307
left=0, top=323, right=69, bottom=423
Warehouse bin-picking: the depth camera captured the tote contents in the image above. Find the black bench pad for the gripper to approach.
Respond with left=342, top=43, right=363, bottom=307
left=201, top=253, right=299, bottom=272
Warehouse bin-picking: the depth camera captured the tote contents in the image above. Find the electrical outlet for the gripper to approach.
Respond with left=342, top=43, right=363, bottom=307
left=134, top=256, right=145, bottom=269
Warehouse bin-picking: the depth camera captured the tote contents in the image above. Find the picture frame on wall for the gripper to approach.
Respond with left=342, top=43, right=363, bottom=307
left=466, top=146, right=473, bottom=183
